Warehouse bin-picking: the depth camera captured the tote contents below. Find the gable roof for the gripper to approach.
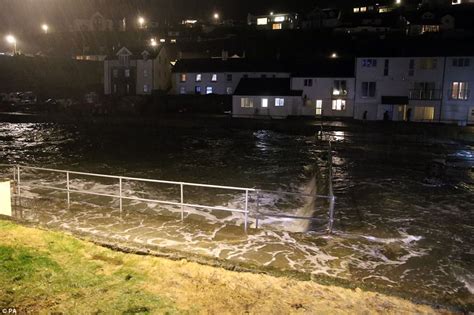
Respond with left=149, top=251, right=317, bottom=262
left=234, top=78, right=302, bottom=96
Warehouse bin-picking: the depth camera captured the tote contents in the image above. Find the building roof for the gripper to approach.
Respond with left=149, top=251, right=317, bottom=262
left=291, top=58, right=355, bottom=77
left=234, top=78, right=302, bottom=96
left=172, top=58, right=290, bottom=73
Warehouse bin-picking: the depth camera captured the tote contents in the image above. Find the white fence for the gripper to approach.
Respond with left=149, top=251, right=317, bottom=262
left=0, top=163, right=335, bottom=233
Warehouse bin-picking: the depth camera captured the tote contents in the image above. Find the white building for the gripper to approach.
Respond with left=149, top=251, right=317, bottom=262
left=291, top=59, right=356, bottom=118
left=232, top=78, right=306, bottom=119
left=354, top=56, right=474, bottom=123
left=247, top=13, right=298, bottom=30
left=171, top=58, right=290, bottom=95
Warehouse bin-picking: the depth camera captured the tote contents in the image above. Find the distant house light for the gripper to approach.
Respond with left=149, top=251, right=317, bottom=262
left=360, top=6, right=367, bottom=12
left=395, top=0, right=402, bottom=4
left=171, top=39, right=177, bottom=43
left=183, top=19, right=198, bottom=24
left=160, top=39, right=166, bottom=43
left=331, top=52, right=338, bottom=58
left=353, top=7, right=360, bottom=13
left=274, top=16, right=285, bottom=22
left=273, top=23, right=282, bottom=30
left=257, top=18, right=268, bottom=25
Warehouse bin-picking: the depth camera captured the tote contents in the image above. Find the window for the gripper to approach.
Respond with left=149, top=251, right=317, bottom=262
left=273, top=23, right=282, bottom=30
left=275, top=98, right=285, bottom=107
left=226, top=87, right=233, bottom=94
left=274, top=16, right=285, bottom=22
left=144, top=69, right=148, bottom=77
left=421, top=25, right=440, bottom=33
left=361, top=82, right=376, bottom=97
left=241, top=98, right=253, bottom=108
left=257, top=18, right=268, bottom=25
left=332, top=99, right=346, bottom=111
left=304, top=79, right=313, bottom=87
left=420, top=58, right=437, bottom=70
left=196, top=74, right=202, bottom=82
left=451, top=82, right=469, bottom=100
left=333, top=80, right=347, bottom=96
left=353, top=7, right=360, bottom=13
left=180, top=73, right=187, bottom=82
left=409, top=59, right=415, bottom=76
left=211, top=74, right=217, bottom=82
left=113, top=69, right=118, bottom=78
left=452, top=58, right=471, bottom=67
left=195, top=86, right=201, bottom=94
left=227, top=74, right=233, bottom=82
left=316, top=100, right=323, bottom=115
left=384, top=59, right=389, bottom=76
left=261, top=98, right=268, bottom=108
left=180, top=86, right=186, bottom=94
left=125, top=69, right=130, bottom=77
left=206, top=86, right=213, bottom=94
left=414, top=107, right=435, bottom=121
left=143, top=84, right=149, bottom=93
left=362, top=59, right=377, bottom=67
left=360, top=6, right=367, bottom=12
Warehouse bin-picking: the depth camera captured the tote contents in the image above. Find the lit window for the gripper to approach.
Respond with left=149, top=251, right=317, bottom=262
left=257, top=18, right=268, bottom=25
left=226, top=87, right=233, bottom=94
left=211, top=74, right=217, bottom=82
left=452, top=0, right=461, bottom=4
left=272, top=23, right=282, bottom=30
left=332, top=99, right=346, bottom=111
left=171, top=39, right=177, bottom=43
left=241, top=98, right=253, bottom=108
left=421, top=25, right=440, bottom=33
left=125, top=69, right=131, bottom=77
left=360, top=7, right=367, bottom=12
left=274, top=16, right=285, bottom=22
left=261, top=98, right=268, bottom=108
left=316, top=100, right=323, bottom=115
left=451, top=82, right=469, bottom=100
left=144, top=84, right=149, bottom=93
left=275, top=98, right=284, bottom=107
left=180, top=86, right=186, bottom=94
left=196, top=74, right=202, bottom=82
left=333, top=80, right=347, bottom=96
left=195, top=86, right=201, bottom=94
left=180, top=73, right=187, bottom=82
left=206, top=86, right=213, bottom=94
left=353, top=7, right=360, bottom=13
left=414, top=107, right=435, bottom=121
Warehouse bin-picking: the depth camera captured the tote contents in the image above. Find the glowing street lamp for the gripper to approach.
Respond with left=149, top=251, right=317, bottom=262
left=150, top=38, right=158, bottom=47
left=331, top=52, right=338, bottom=58
left=213, top=13, right=220, bottom=20
left=5, top=35, right=17, bottom=55
left=138, top=16, right=146, bottom=29
left=42, top=24, right=49, bottom=34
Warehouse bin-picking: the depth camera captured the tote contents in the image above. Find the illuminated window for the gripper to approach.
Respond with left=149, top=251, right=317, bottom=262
left=333, top=80, right=347, bottom=96
left=206, top=86, right=213, bottom=94
left=261, top=98, right=268, bottom=108
left=316, top=100, right=323, bottom=115
left=171, top=39, right=177, bottom=43
left=275, top=98, right=285, bottom=107
left=196, top=74, right=202, bottom=82
left=452, top=0, right=461, bottom=4
left=451, top=82, right=469, bottom=100
left=211, top=74, right=217, bottom=82
left=274, top=16, right=285, bottom=22
left=144, top=84, right=149, bottom=93
left=241, top=98, right=253, bottom=108
left=414, top=107, right=435, bottom=121
left=332, top=99, right=346, bottom=111
left=353, top=8, right=360, bottom=13
left=273, top=23, right=282, bottom=30
left=421, top=25, right=440, bottom=33
left=360, top=7, right=367, bottom=12
left=180, top=73, right=187, bottom=82
left=257, top=18, right=268, bottom=25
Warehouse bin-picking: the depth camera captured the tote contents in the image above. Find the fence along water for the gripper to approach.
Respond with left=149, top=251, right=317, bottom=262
left=0, top=162, right=335, bottom=233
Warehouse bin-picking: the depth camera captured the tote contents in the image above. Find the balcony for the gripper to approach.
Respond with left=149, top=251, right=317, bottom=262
left=409, top=89, right=442, bottom=100
left=332, top=89, right=348, bottom=98
left=448, top=89, right=470, bottom=101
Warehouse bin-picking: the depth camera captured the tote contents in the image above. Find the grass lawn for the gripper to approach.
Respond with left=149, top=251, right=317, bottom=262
left=0, top=219, right=449, bottom=314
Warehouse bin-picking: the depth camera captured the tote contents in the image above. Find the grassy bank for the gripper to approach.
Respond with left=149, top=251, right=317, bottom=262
left=0, top=220, right=450, bottom=314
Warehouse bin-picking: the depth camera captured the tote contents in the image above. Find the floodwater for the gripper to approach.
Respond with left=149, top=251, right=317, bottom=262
left=0, top=122, right=473, bottom=310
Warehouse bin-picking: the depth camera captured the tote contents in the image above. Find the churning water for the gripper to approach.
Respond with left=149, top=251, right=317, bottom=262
left=0, top=122, right=473, bottom=310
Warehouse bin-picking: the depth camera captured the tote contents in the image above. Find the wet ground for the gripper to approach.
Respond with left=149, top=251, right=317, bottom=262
left=0, top=122, right=473, bottom=310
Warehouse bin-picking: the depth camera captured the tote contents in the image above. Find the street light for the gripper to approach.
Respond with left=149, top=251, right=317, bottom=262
left=150, top=38, right=158, bottom=47
left=5, top=35, right=17, bottom=55
left=138, top=16, right=145, bottom=29
left=42, top=24, right=49, bottom=34
left=213, top=13, right=220, bottom=20
left=331, top=52, right=338, bottom=58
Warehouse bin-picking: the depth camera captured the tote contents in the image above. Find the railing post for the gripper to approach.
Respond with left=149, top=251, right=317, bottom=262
left=244, top=189, right=249, bottom=233
left=17, top=165, right=21, bottom=203
left=66, top=171, right=70, bottom=207
left=119, top=177, right=123, bottom=213
left=180, top=183, right=184, bottom=221
left=328, top=195, right=335, bottom=233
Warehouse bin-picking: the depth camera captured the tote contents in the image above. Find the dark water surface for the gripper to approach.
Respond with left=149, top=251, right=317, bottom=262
left=0, top=122, right=473, bottom=310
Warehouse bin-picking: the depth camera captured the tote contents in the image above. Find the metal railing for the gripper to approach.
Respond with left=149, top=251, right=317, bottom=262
left=0, top=163, right=336, bottom=234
